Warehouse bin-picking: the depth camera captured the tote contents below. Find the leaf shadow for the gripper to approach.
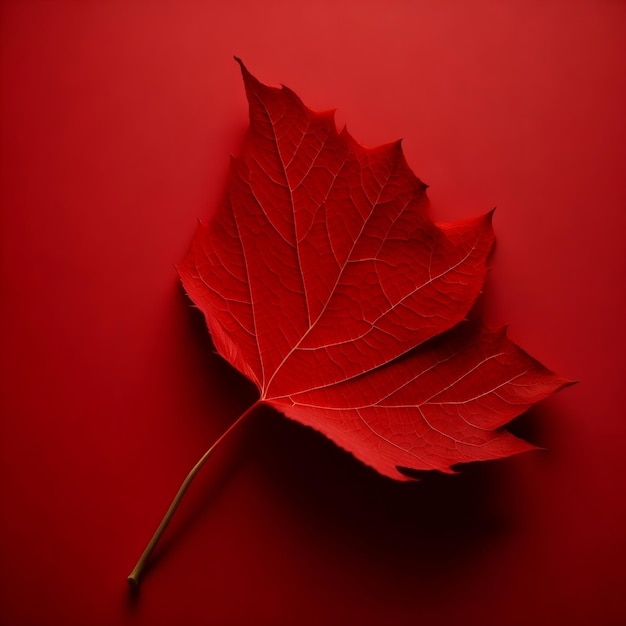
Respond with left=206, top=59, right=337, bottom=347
left=173, top=286, right=259, bottom=431
left=130, top=286, right=561, bottom=596
left=249, top=404, right=549, bottom=587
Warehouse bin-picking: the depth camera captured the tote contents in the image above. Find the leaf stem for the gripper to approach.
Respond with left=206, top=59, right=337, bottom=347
left=127, top=401, right=262, bottom=587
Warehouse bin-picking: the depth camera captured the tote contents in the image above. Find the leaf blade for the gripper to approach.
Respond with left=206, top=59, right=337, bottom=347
left=179, top=60, right=569, bottom=480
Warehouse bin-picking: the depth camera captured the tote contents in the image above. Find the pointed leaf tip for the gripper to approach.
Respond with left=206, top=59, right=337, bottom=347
left=234, top=56, right=255, bottom=86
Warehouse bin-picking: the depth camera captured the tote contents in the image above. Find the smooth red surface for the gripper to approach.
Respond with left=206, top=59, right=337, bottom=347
left=1, top=2, right=624, bottom=625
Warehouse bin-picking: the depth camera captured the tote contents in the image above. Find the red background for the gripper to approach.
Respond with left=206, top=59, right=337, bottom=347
left=1, top=2, right=625, bottom=625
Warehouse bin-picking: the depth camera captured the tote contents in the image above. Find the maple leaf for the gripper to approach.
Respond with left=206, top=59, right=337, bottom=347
left=128, top=59, right=570, bottom=586
left=178, top=59, right=569, bottom=478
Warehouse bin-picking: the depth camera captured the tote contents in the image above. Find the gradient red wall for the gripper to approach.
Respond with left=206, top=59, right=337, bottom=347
left=1, top=2, right=625, bottom=625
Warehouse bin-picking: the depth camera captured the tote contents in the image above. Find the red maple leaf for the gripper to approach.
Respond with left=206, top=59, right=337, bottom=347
left=178, top=59, right=569, bottom=477
left=128, top=59, right=569, bottom=585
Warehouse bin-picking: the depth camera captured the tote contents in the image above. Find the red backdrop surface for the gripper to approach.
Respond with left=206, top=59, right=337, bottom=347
left=1, top=2, right=625, bottom=625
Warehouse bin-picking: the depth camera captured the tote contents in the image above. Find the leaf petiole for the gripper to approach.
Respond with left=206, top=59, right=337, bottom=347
left=127, top=400, right=261, bottom=587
